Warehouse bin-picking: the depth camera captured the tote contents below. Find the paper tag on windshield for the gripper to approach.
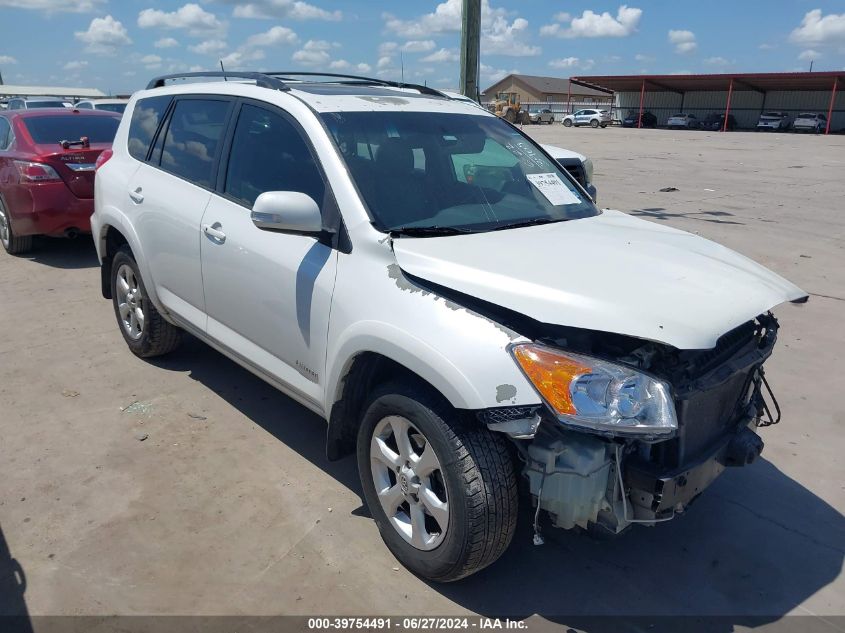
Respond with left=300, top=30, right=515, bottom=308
left=526, top=173, right=582, bottom=206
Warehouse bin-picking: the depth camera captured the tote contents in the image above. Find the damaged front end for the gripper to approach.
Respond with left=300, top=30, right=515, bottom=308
left=479, top=313, right=782, bottom=537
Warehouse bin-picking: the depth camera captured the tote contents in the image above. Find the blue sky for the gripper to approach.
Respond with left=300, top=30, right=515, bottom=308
left=1, top=1, right=844, bottom=95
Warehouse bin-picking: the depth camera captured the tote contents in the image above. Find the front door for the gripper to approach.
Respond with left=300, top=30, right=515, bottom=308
left=199, top=102, right=338, bottom=408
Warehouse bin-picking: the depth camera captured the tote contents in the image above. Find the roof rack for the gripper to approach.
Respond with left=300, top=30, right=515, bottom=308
left=145, top=70, right=449, bottom=99
left=146, top=72, right=289, bottom=91
left=263, top=71, right=449, bottom=98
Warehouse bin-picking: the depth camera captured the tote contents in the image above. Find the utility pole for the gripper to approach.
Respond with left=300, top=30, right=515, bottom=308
left=0, top=69, right=4, bottom=85
left=460, top=0, right=480, bottom=101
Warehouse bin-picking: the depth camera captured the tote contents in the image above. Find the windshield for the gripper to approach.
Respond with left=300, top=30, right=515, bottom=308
left=23, top=115, right=120, bottom=145
left=321, top=111, right=597, bottom=234
left=95, top=103, right=127, bottom=114
left=26, top=101, right=66, bottom=109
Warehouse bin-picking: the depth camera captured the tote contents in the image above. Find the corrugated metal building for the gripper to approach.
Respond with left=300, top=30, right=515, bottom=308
left=570, top=72, right=844, bottom=132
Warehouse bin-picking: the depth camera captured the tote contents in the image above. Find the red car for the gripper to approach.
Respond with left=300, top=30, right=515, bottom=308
left=0, top=108, right=120, bottom=254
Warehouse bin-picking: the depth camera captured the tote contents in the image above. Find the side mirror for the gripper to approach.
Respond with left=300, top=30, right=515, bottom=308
left=251, top=191, right=322, bottom=234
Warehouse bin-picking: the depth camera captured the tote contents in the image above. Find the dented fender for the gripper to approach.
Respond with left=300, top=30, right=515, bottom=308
left=323, top=244, right=541, bottom=415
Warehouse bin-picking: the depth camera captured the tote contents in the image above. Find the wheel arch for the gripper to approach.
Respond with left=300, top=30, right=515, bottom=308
left=95, top=217, right=161, bottom=310
left=325, top=342, right=483, bottom=461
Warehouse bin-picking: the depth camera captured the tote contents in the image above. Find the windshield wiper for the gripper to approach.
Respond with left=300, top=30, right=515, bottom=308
left=490, top=217, right=568, bottom=231
left=389, top=225, right=476, bottom=237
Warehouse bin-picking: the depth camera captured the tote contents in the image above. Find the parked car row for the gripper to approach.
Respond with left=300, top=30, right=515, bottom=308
left=1, top=97, right=128, bottom=113
left=648, top=109, right=829, bottom=133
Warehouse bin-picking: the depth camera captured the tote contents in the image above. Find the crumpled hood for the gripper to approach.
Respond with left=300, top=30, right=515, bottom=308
left=391, top=210, right=807, bottom=350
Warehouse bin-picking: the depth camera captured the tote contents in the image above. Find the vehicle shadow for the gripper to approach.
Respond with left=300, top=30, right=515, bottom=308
left=150, top=335, right=362, bottom=495
left=629, top=208, right=746, bottom=226
left=152, top=337, right=843, bottom=627
left=0, top=524, right=33, bottom=633
left=22, top=236, right=98, bottom=270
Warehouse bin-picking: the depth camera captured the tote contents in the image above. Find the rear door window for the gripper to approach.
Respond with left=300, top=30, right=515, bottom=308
left=127, top=95, right=173, bottom=161
left=160, top=98, right=231, bottom=189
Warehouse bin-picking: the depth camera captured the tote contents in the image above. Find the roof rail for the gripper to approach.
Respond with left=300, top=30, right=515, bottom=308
left=263, top=71, right=448, bottom=98
left=146, top=72, right=289, bottom=91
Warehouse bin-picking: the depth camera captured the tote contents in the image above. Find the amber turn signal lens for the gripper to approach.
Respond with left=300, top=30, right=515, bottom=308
left=511, top=344, right=593, bottom=415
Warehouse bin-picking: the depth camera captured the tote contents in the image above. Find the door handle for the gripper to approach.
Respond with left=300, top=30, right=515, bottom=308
left=203, top=223, right=226, bottom=243
left=128, top=187, right=144, bottom=204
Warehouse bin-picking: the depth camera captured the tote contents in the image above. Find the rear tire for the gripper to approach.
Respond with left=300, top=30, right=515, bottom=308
left=590, top=119, right=599, bottom=128
left=504, top=110, right=516, bottom=123
left=357, top=381, right=518, bottom=582
left=0, top=198, right=33, bottom=255
left=110, top=245, right=181, bottom=358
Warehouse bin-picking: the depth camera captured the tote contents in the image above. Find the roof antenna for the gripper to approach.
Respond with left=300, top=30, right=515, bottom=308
left=220, top=59, right=227, bottom=81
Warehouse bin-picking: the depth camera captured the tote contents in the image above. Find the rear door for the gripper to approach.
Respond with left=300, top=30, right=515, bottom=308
left=128, top=95, right=234, bottom=330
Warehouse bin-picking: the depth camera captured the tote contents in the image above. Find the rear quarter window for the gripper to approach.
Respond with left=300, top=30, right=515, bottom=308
left=128, top=95, right=173, bottom=161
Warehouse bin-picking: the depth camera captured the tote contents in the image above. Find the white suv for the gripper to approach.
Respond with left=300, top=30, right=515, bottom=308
left=561, top=108, right=611, bottom=128
left=92, top=72, right=806, bottom=581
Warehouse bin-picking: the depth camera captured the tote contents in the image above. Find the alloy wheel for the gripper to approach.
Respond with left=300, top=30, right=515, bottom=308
left=116, top=263, right=145, bottom=341
left=370, top=415, right=449, bottom=551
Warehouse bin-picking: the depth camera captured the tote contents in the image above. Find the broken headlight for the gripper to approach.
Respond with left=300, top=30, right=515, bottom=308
left=510, top=343, right=677, bottom=438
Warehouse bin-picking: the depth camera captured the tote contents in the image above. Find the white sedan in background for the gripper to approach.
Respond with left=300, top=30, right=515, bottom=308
left=667, top=113, right=699, bottom=129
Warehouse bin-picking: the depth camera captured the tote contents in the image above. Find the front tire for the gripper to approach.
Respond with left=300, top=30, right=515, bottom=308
left=563, top=118, right=573, bottom=127
left=0, top=198, right=33, bottom=255
left=357, top=382, right=518, bottom=582
left=110, top=245, right=181, bottom=358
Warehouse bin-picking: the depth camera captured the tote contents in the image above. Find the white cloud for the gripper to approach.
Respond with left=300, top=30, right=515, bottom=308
left=141, top=54, right=163, bottom=69
left=220, top=48, right=264, bottom=68
left=138, top=3, right=224, bottom=36
left=0, top=0, right=105, bottom=13
left=402, top=40, right=436, bottom=53
left=634, top=53, right=654, bottom=62
left=189, top=39, right=228, bottom=55
left=548, top=57, right=580, bottom=69
left=703, top=56, right=731, bottom=66
left=63, top=60, right=88, bottom=70
left=0, top=55, right=18, bottom=64
left=155, top=37, right=180, bottom=48
left=292, top=39, right=333, bottom=66
left=483, top=16, right=540, bottom=56
left=244, top=25, right=297, bottom=47
left=75, top=15, right=132, bottom=54
left=213, top=25, right=298, bottom=68
left=329, top=60, right=372, bottom=74
left=377, top=56, right=393, bottom=70
left=798, top=49, right=822, bottom=61
left=384, top=0, right=538, bottom=57
left=759, top=43, right=775, bottom=50
left=378, top=42, right=398, bottom=56
left=480, top=63, right=519, bottom=83
left=421, top=48, right=459, bottom=63
left=789, top=10, right=845, bottom=45
left=541, top=5, right=642, bottom=39
left=218, top=0, right=341, bottom=21
left=668, top=29, right=697, bottom=54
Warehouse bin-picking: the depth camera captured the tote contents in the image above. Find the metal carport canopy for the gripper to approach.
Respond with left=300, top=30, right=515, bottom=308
left=570, top=71, right=843, bottom=134
left=569, top=71, right=845, bottom=94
